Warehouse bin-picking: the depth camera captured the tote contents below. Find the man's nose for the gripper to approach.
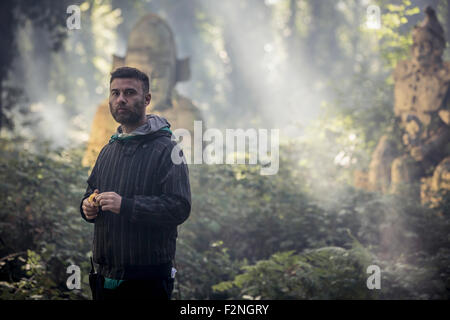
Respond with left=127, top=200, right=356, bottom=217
left=117, top=92, right=127, bottom=104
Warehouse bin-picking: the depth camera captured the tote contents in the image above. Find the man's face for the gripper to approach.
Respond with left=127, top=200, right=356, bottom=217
left=109, top=78, right=151, bottom=125
left=124, top=57, right=175, bottom=111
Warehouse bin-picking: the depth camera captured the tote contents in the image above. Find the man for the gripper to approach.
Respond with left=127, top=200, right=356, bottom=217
left=80, top=66, right=191, bottom=300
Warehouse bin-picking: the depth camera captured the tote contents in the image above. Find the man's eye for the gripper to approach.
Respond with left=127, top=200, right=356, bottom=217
left=125, top=90, right=135, bottom=95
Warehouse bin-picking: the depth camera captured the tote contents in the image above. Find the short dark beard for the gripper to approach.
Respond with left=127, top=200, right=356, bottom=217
left=109, top=97, right=145, bottom=126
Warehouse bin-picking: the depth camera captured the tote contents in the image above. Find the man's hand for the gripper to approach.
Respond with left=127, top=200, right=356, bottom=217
left=96, top=192, right=122, bottom=214
left=82, top=189, right=100, bottom=220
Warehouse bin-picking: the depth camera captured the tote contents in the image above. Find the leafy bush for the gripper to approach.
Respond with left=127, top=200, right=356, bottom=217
left=0, top=137, right=92, bottom=299
left=1, top=135, right=449, bottom=300
left=213, top=245, right=377, bottom=300
left=177, top=153, right=450, bottom=299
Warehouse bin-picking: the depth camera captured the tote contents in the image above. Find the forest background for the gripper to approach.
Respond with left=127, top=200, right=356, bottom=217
left=0, top=0, right=449, bottom=299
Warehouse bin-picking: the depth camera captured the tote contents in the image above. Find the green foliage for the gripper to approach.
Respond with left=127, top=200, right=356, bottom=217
left=310, top=0, right=422, bottom=178
left=213, top=245, right=376, bottom=300
left=1, top=135, right=449, bottom=300
left=176, top=156, right=450, bottom=299
left=175, top=239, right=245, bottom=300
left=0, top=249, right=84, bottom=300
left=175, top=154, right=376, bottom=299
left=182, top=152, right=364, bottom=264
left=0, top=137, right=92, bottom=299
left=375, top=0, right=419, bottom=71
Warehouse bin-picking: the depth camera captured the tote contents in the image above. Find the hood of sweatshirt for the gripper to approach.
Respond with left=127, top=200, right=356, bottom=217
left=109, top=114, right=172, bottom=143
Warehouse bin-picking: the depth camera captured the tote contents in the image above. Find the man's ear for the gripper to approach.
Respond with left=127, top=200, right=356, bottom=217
left=145, top=93, right=151, bottom=106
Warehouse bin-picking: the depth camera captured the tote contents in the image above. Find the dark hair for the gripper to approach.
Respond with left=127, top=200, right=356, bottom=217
left=110, top=67, right=150, bottom=94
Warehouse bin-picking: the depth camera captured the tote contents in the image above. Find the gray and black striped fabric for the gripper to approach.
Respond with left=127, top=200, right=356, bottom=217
left=80, top=129, right=191, bottom=279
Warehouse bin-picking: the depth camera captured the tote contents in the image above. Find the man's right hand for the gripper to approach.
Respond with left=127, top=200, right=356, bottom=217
left=82, top=189, right=100, bottom=220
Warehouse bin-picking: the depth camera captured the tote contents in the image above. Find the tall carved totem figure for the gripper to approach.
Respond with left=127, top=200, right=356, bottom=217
left=82, top=13, right=204, bottom=168
left=368, top=6, right=450, bottom=206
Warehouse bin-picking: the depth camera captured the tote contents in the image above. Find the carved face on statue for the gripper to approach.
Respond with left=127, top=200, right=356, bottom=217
left=125, top=14, right=177, bottom=112
left=411, top=7, right=446, bottom=69
left=412, top=39, right=433, bottom=67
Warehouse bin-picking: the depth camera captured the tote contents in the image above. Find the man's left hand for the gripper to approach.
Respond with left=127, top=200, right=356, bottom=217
left=96, top=192, right=122, bottom=214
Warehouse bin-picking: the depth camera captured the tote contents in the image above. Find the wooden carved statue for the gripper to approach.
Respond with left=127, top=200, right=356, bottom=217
left=82, top=13, right=204, bottom=168
left=368, top=6, right=450, bottom=206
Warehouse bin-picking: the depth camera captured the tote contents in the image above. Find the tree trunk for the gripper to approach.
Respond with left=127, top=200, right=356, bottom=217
left=307, top=0, right=321, bottom=64
left=0, top=1, right=15, bottom=132
left=286, top=0, right=298, bottom=66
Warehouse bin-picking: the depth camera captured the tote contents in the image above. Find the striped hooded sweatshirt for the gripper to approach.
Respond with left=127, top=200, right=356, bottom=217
left=80, top=114, right=191, bottom=280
